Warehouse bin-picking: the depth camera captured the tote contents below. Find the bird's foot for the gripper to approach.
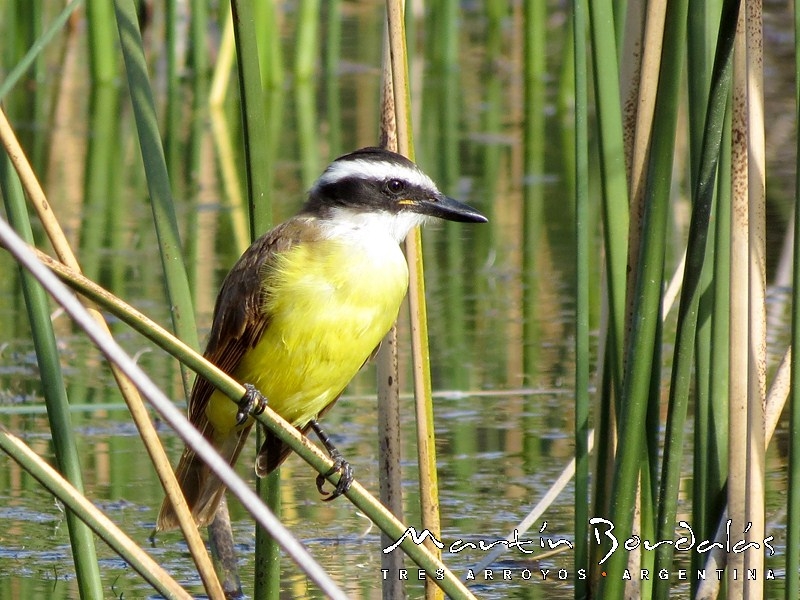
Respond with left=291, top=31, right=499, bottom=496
left=316, top=448, right=354, bottom=501
left=309, top=419, right=354, bottom=501
left=235, top=384, right=268, bottom=426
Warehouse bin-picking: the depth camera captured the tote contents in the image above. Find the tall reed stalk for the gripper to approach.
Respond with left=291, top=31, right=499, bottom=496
left=571, top=1, right=590, bottom=599
left=377, top=26, right=406, bottom=600
left=113, top=0, right=199, bottom=391
left=386, top=3, right=445, bottom=599
left=228, top=2, right=279, bottom=597
left=789, top=5, right=800, bottom=598
left=1, top=154, right=103, bottom=600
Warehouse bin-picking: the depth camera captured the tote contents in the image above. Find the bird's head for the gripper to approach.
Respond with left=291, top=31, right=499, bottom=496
left=304, top=147, right=487, bottom=242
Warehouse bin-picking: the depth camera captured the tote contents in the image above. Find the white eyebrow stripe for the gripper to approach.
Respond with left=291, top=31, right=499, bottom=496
left=313, top=159, right=438, bottom=192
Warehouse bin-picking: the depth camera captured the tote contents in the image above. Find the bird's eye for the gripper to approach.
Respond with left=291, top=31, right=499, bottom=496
left=385, top=179, right=406, bottom=194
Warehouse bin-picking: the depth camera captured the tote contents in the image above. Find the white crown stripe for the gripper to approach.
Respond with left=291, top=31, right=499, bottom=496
left=314, top=159, right=438, bottom=193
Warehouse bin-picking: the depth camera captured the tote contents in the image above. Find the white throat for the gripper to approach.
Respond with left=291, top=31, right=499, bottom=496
left=318, top=208, right=428, bottom=244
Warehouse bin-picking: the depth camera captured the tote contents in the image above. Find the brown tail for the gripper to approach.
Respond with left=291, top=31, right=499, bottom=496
left=156, top=421, right=253, bottom=531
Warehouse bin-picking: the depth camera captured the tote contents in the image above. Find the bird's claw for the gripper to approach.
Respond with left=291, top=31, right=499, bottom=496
left=235, top=384, right=268, bottom=426
left=316, top=449, right=354, bottom=501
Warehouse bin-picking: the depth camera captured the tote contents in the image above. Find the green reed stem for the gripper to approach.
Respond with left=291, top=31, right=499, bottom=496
left=572, top=0, right=590, bottom=598
left=254, top=466, right=281, bottom=599
left=601, top=0, right=688, bottom=594
left=230, top=0, right=273, bottom=238
left=435, top=0, right=467, bottom=389
left=0, top=154, right=104, bottom=600
left=113, top=0, right=199, bottom=392
left=254, top=0, right=284, bottom=92
left=86, top=0, right=118, bottom=83
left=688, top=1, right=723, bottom=586
left=294, top=0, right=320, bottom=81
left=523, top=0, right=546, bottom=380
left=164, top=0, right=181, bottom=180
left=788, top=3, right=800, bottom=597
left=80, top=84, right=119, bottom=282
left=324, top=0, right=343, bottom=156
left=229, top=3, right=278, bottom=595
left=652, top=2, right=738, bottom=597
left=0, top=0, right=81, bottom=102
left=587, top=0, right=628, bottom=402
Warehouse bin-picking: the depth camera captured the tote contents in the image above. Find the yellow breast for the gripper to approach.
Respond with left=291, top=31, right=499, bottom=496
left=207, top=234, right=408, bottom=432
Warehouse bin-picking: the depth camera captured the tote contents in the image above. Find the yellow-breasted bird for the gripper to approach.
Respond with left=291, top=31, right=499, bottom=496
left=157, top=147, right=487, bottom=531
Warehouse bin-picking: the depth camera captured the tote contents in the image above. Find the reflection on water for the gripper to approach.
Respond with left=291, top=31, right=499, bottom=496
left=0, top=1, right=794, bottom=599
left=0, top=385, right=582, bottom=599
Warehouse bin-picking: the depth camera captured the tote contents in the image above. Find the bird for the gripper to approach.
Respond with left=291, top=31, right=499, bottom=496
left=156, top=146, right=487, bottom=531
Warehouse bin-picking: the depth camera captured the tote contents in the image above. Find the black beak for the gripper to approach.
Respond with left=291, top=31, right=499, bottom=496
left=413, top=194, right=488, bottom=223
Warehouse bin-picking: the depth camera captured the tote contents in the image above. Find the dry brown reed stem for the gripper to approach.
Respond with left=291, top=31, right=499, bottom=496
left=728, top=4, right=750, bottom=597
left=744, top=0, right=766, bottom=594
left=385, top=3, right=443, bottom=600
left=377, top=30, right=407, bottom=600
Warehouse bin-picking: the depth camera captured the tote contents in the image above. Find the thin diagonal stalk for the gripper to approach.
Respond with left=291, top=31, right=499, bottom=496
left=113, top=0, right=198, bottom=393
left=0, top=0, right=82, bottom=102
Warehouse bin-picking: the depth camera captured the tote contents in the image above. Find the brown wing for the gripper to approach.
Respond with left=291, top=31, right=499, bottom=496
left=157, top=218, right=313, bottom=531
left=189, top=218, right=315, bottom=422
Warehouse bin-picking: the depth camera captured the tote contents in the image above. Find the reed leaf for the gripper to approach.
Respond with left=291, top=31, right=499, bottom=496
left=230, top=0, right=272, bottom=238
left=587, top=0, right=629, bottom=404
left=687, top=1, right=725, bottom=587
left=113, top=0, right=198, bottom=392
